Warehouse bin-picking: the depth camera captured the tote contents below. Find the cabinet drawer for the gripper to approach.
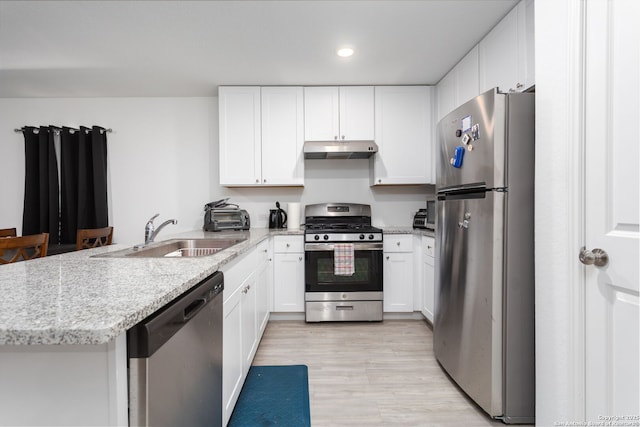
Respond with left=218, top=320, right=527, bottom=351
left=220, top=247, right=257, bottom=298
left=383, top=234, right=413, bottom=253
left=256, top=238, right=271, bottom=263
left=273, top=236, right=304, bottom=253
left=423, top=236, right=435, bottom=257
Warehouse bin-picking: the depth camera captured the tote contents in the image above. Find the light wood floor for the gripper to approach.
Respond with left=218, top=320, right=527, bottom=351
left=252, top=319, right=504, bottom=427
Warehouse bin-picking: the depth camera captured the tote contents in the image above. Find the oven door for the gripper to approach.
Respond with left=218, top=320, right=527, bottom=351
left=305, top=242, right=383, bottom=293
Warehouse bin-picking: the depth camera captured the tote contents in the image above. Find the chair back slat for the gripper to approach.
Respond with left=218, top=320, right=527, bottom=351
left=0, top=228, right=17, bottom=238
left=76, top=227, right=114, bottom=250
left=0, top=233, right=49, bottom=264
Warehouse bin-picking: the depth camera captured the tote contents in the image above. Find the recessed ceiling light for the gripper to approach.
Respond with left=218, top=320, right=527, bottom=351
left=337, top=47, right=354, bottom=58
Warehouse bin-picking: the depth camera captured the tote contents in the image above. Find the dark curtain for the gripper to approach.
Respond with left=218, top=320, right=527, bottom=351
left=22, top=126, right=60, bottom=244
left=60, top=126, right=109, bottom=244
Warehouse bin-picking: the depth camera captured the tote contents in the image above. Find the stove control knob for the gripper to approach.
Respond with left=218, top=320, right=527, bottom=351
left=323, top=234, right=329, bottom=241
left=359, top=234, right=365, bottom=240
left=369, top=234, right=374, bottom=240
left=314, top=235, right=320, bottom=241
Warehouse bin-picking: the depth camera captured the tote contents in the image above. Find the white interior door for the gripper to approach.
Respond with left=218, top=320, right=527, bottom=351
left=584, top=0, right=639, bottom=419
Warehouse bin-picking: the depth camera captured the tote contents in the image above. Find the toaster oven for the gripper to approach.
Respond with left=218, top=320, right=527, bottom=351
left=413, top=196, right=436, bottom=230
left=204, top=208, right=250, bottom=232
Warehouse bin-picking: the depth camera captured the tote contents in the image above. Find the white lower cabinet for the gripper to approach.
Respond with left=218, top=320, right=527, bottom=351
left=255, top=239, right=272, bottom=334
left=383, top=234, right=414, bottom=312
left=221, top=241, right=270, bottom=426
left=222, top=284, right=244, bottom=425
left=273, top=236, right=305, bottom=312
left=421, top=236, right=435, bottom=323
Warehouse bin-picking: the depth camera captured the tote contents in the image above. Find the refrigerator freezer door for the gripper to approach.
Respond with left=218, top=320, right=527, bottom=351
left=434, top=190, right=504, bottom=417
left=437, top=88, right=506, bottom=190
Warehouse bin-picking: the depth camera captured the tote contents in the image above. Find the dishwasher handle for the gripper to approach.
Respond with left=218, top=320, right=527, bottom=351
left=183, top=298, right=207, bottom=322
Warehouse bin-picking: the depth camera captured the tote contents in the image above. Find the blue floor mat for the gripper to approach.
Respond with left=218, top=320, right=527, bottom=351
left=228, top=365, right=311, bottom=427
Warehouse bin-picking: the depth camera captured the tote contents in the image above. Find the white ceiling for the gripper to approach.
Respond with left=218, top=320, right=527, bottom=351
left=0, top=0, right=518, bottom=98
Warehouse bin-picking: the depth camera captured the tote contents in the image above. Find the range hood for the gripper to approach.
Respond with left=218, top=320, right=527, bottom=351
left=303, top=141, right=378, bottom=159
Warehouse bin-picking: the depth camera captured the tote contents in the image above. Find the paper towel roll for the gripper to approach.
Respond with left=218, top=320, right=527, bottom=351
left=287, top=203, right=301, bottom=230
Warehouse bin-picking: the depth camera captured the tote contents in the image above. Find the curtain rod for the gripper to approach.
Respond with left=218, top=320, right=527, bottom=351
left=14, top=126, right=113, bottom=134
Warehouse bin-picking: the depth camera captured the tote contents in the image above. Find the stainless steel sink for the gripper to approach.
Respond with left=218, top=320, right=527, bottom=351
left=94, top=238, right=247, bottom=258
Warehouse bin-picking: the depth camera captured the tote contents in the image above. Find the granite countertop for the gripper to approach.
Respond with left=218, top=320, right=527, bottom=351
left=382, top=226, right=435, bottom=237
left=0, top=228, right=302, bottom=346
left=0, top=226, right=432, bottom=346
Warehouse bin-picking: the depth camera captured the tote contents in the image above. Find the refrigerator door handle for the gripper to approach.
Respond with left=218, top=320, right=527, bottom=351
left=438, top=182, right=487, bottom=195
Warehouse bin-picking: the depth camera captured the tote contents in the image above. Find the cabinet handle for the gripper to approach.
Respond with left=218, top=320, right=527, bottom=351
left=246, top=285, right=251, bottom=291
left=396, top=241, right=401, bottom=246
left=427, top=246, right=432, bottom=250
left=386, top=256, right=390, bottom=260
left=378, top=179, right=382, bottom=183
left=263, top=249, right=268, bottom=253
left=299, top=256, right=303, bottom=261
left=242, top=287, right=248, bottom=294
left=286, top=243, right=290, bottom=247
left=516, top=82, right=524, bottom=89
left=334, top=135, right=338, bottom=140
left=341, top=135, right=345, bottom=140
left=255, top=179, right=259, bottom=183
left=263, top=179, right=266, bottom=183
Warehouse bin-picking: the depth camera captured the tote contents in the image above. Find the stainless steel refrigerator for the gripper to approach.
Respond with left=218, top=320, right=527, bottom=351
left=434, top=88, right=535, bottom=424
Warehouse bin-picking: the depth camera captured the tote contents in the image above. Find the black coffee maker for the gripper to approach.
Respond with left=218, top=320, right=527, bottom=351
left=269, top=201, right=287, bottom=229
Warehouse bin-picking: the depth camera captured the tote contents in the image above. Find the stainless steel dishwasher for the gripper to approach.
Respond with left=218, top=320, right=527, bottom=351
left=127, top=271, right=223, bottom=427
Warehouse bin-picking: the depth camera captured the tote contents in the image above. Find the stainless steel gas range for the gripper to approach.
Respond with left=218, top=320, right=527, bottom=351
left=304, top=203, right=383, bottom=322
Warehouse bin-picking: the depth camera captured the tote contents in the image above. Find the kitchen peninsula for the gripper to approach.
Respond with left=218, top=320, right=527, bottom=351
left=0, top=229, right=283, bottom=426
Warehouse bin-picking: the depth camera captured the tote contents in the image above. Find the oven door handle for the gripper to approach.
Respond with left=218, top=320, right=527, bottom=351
left=304, top=242, right=383, bottom=251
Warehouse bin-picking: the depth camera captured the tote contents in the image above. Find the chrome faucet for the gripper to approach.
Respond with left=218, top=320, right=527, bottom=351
left=144, top=213, right=177, bottom=245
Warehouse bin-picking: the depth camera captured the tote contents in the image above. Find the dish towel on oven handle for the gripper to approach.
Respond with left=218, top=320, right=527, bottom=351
left=334, top=243, right=355, bottom=276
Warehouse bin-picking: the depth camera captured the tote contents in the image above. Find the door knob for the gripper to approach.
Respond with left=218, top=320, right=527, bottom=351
left=579, top=246, right=609, bottom=267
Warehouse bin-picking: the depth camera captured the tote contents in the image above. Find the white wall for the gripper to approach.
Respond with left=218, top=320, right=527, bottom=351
left=0, top=97, right=431, bottom=244
left=0, top=97, right=215, bottom=244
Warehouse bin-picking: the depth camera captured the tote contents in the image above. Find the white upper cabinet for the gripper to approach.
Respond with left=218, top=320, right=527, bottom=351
left=456, top=46, right=481, bottom=108
left=479, top=0, right=535, bottom=93
left=519, top=0, right=535, bottom=91
left=219, top=86, right=304, bottom=187
left=436, top=71, right=456, bottom=124
left=304, top=86, right=374, bottom=141
left=437, top=46, right=480, bottom=123
left=261, top=87, right=304, bottom=186
left=219, top=87, right=261, bottom=186
left=371, top=86, right=433, bottom=185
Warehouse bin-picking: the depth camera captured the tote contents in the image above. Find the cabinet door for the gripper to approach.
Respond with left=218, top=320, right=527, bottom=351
left=437, top=71, right=457, bottom=123
left=304, top=87, right=339, bottom=141
left=273, top=252, right=305, bottom=312
left=261, top=87, right=304, bottom=186
left=371, top=86, right=433, bottom=185
left=222, top=287, right=243, bottom=425
left=518, top=0, right=535, bottom=90
left=478, top=6, right=519, bottom=93
left=421, top=237, right=435, bottom=323
left=219, top=87, right=262, bottom=185
left=456, top=46, right=480, bottom=106
left=422, top=255, right=435, bottom=323
left=339, top=86, right=375, bottom=140
left=383, top=252, right=414, bottom=312
left=256, top=259, right=271, bottom=335
left=241, top=276, right=257, bottom=373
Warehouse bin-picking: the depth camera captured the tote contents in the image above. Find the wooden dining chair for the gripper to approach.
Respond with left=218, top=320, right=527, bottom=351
left=76, top=227, right=113, bottom=250
left=0, top=228, right=17, bottom=238
left=0, top=233, right=49, bottom=264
